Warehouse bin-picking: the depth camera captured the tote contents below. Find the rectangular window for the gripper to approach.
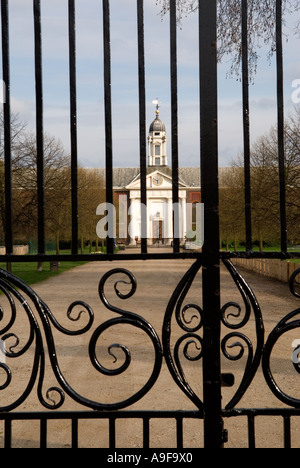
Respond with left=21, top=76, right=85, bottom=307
left=155, top=157, right=161, bottom=165
left=155, top=145, right=160, bottom=156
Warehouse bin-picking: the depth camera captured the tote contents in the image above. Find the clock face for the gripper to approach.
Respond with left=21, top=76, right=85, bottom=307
left=153, top=175, right=164, bottom=186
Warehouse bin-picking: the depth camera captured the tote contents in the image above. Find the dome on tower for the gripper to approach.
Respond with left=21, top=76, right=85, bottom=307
left=149, top=115, right=166, bottom=133
left=148, top=99, right=168, bottom=167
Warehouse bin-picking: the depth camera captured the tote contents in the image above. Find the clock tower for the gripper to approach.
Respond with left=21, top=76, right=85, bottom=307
left=148, top=99, right=168, bottom=167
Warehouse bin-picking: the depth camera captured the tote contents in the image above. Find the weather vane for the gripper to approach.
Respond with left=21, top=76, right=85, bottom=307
left=152, top=98, right=160, bottom=116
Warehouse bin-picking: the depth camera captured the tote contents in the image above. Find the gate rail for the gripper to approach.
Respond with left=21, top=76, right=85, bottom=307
left=0, top=410, right=202, bottom=449
left=2, top=407, right=300, bottom=449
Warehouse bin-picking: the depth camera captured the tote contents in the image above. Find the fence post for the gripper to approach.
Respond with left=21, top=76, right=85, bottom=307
left=199, top=0, right=223, bottom=448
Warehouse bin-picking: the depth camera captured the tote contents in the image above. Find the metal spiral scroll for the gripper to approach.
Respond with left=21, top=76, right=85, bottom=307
left=162, top=258, right=204, bottom=410
left=290, top=268, right=300, bottom=299
left=221, top=260, right=265, bottom=409
left=262, top=267, right=300, bottom=408
left=0, top=269, right=94, bottom=411
left=89, top=268, right=163, bottom=406
left=0, top=267, right=162, bottom=412
left=162, top=258, right=265, bottom=410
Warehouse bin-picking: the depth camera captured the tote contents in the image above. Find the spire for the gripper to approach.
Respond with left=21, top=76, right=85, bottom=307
left=152, top=98, right=160, bottom=118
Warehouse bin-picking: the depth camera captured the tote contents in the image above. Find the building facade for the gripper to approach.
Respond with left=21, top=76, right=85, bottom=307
left=113, top=105, right=201, bottom=246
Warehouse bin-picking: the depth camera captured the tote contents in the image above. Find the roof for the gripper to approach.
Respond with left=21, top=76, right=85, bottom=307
left=86, top=166, right=237, bottom=189
left=179, top=168, right=201, bottom=187
left=91, top=168, right=139, bottom=187
left=113, top=167, right=201, bottom=188
left=149, top=116, right=166, bottom=133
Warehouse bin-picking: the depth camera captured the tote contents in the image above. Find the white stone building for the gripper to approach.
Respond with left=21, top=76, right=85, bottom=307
left=112, top=105, right=202, bottom=245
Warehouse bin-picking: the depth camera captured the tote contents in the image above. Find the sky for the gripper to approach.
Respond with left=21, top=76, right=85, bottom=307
left=3, top=0, right=300, bottom=168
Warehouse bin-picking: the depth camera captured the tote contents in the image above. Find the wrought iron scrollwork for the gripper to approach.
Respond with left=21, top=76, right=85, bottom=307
left=89, top=268, right=163, bottom=404
left=0, top=271, right=95, bottom=411
left=262, top=267, right=300, bottom=408
left=162, top=258, right=204, bottom=410
left=221, top=260, right=265, bottom=409
left=290, top=267, right=300, bottom=299
left=0, top=267, right=162, bottom=412
left=162, top=258, right=265, bottom=411
left=1, top=261, right=300, bottom=413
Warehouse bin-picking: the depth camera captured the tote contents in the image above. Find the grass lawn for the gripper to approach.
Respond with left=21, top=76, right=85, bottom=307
left=0, top=246, right=120, bottom=287
left=224, top=245, right=300, bottom=262
left=0, top=258, right=87, bottom=287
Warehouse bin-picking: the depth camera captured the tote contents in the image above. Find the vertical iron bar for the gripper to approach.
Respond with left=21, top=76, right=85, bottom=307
left=248, top=414, right=255, bottom=448
left=276, top=0, right=287, bottom=252
left=1, top=0, right=13, bottom=257
left=176, top=417, right=183, bottom=449
left=109, top=417, right=116, bottom=448
left=143, top=417, right=150, bottom=449
left=170, top=0, right=180, bottom=253
left=284, top=416, right=291, bottom=449
left=137, top=0, right=147, bottom=254
left=40, top=418, right=47, bottom=448
left=242, top=0, right=252, bottom=251
left=69, top=0, right=78, bottom=255
left=199, top=0, right=222, bottom=448
left=33, top=0, right=45, bottom=255
left=103, top=0, right=114, bottom=255
left=72, top=418, right=79, bottom=449
left=4, top=419, right=11, bottom=449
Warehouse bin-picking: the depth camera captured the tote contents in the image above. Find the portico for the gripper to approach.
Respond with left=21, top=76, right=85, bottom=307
left=126, top=170, right=188, bottom=245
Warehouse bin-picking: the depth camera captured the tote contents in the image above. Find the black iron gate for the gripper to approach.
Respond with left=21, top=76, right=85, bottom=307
left=0, top=0, right=299, bottom=449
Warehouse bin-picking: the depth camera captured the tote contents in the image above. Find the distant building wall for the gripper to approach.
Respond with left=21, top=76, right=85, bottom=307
left=0, top=245, right=29, bottom=256
left=232, top=258, right=299, bottom=283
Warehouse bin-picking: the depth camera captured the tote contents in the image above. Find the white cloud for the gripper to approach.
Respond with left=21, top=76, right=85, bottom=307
left=3, top=0, right=299, bottom=169
left=11, top=97, right=35, bottom=124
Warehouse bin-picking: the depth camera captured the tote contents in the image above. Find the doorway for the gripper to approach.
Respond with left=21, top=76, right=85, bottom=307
left=152, top=220, right=163, bottom=244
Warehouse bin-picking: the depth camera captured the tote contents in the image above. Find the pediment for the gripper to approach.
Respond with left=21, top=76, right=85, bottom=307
left=126, top=170, right=188, bottom=190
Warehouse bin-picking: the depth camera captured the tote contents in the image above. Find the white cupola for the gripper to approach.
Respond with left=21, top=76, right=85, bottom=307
left=148, top=99, right=168, bottom=167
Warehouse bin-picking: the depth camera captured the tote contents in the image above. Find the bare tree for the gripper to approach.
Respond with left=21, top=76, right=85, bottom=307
left=157, top=0, right=300, bottom=77
left=0, top=113, right=27, bottom=238
left=219, top=167, right=245, bottom=249
left=78, top=168, right=106, bottom=250
left=0, top=113, right=107, bottom=252
left=228, top=109, right=300, bottom=246
left=12, top=132, right=72, bottom=243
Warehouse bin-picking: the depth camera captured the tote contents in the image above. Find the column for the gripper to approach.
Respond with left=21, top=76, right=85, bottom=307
left=166, top=197, right=173, bottom=245
left=181, top=195, right=187, bottom=243
left=128, top=198, right=140, bottom=245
